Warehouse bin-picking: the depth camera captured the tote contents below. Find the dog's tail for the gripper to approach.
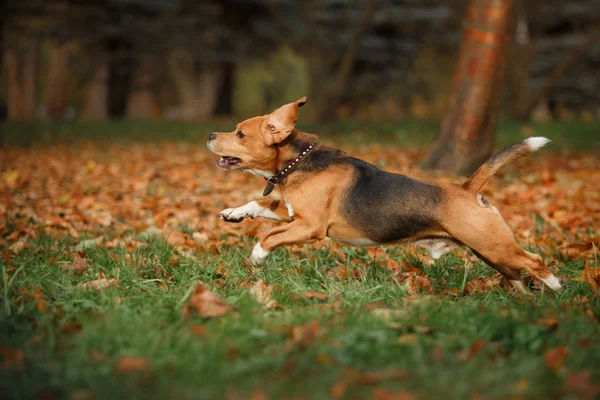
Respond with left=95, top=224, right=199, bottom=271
left=462, top=137, right=551, bottom=194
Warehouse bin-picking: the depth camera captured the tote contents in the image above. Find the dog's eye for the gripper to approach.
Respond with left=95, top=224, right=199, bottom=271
left=236, top=131, right=245, bottom=139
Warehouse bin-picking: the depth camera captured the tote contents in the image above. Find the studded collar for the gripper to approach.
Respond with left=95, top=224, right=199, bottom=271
left=263, top=142, right=317, bottom=196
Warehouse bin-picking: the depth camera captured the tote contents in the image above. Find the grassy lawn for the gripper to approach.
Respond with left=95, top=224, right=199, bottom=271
left=1, top=120, right=599, bottom=399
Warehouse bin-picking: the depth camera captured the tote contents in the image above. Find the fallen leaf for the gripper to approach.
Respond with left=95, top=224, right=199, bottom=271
left=327, top=265, right=360, bottom=280
left=190, top=325, right=207, bottom=337
left=32, top=289, right=48, bottom=313
left=61, top=252, right=87, bottom=274
left=3, top=170, right=19, bottom=187
left=249, top=279, right=281, bottom=309
left=534, top=318, right=559, bottom=330
left=373, top=388, right=416, bottom=400
left=8, top=241, right=27, bottom=254
left=545, top=346, right=568, bottom=371
left=573, top=266, right=600, bottom=291
left=566, top=371, right=599, bottom=398
left=181, top=282, right=233, bottom=319
left=355, top=369, right=407, bottom=384
left=459, top=339, right=486, bottom=361
left=397, top=334, right=418, bottom=345
left=290, top=319, right=320, bottom=347
left=59, top=322, right=83, bottom=335
left=405, top=275, right=432, bottom=296
left=81, top=278, right=118, bottom=291
left=300, top=291, right=328, bottom=300
left=116, top=356, right=150, bottom=374
left=329, top=381, right=348, bottom=400
left=0, top=347, right=25, bottom=369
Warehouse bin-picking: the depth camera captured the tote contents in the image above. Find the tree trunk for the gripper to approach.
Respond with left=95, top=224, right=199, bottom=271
left=3, top=38, right=38, bottom=120
left=126, top=57, right=161, bottom=120
left=4, top=49, right=26, bottom=120
left=166, top=49, right=222, bottom=120
left=44, top=39, right=70, bottom=119
left=424, top=0, right=515, bottom=175
left=508, top=9, right=537, bottom=120
left=23, top=38, right=38, bottom=119
left=80, top=64, right=109, bottom=120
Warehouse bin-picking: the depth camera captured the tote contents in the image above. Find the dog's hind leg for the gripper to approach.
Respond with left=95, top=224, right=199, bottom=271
left=442, top=192, right=561, bottom=292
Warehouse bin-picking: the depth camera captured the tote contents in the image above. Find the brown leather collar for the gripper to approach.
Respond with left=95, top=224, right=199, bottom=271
left=263, top=142, right=317, bottom=196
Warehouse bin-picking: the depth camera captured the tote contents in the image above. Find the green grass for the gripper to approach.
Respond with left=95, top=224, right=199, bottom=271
left=1, top=119, right=599, bottom=399
left=1, top=233, right=599, bottom=400
left=2, top=118, right=599, bottom=150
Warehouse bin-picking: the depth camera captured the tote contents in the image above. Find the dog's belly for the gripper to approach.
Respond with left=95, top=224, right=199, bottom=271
left=341, top=158, right=444, bottom=243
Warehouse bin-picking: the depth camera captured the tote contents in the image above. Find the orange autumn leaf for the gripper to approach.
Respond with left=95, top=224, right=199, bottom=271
left=181, top=282, right=233, bottom=319
left=61, top=251, right=87, bottom=275
left=327, top=265, right=360, bottom=280
left=81, top=278, right=118, bottom=291
left=300, top=291, right=328, bottom=300
left=0, top=347, right=25, bottom=369
left=190, top=325, right=207, bottom=337
left=459, top=339, right=487, bottom=361
left=405, top=275, right=432, bottom=296
left=116, top=356, right=150, bottom=374
left=545, top=346, right=568, bottom=371
left=373, top=388, right=416, bottom=400
left=249, top=279, right=281, bottom=310
left=573, top=266, right=600, bottom=291
left=290, top=319, right=320, bottom=347
left=32, top=289, right=48, bottom=313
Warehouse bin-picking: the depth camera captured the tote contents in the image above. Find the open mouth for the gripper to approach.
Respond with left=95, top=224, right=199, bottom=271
left=216, top=156, right=242, bottom=169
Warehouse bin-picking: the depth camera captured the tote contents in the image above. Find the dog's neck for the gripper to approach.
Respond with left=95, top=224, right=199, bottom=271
left=274, top=130, right=318, bottom=172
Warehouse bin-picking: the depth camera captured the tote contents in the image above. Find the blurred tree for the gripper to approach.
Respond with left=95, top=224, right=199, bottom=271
left=266, top=0, right=378, bottom=121
left=424, top=0, right=515, bottom=175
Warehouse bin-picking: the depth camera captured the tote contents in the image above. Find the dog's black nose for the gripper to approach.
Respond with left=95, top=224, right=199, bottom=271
left=208, top=132, right=217, bottom=141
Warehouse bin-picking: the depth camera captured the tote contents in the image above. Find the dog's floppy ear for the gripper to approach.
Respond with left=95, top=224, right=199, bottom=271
left=264, top=96, right=307, bottom=145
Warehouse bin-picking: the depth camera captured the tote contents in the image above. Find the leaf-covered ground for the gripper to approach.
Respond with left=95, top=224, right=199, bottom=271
left=1, top=121, right=599, bottom=400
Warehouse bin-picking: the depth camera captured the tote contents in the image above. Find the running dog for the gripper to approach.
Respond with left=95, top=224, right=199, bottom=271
left=207, top=97, right=561, bottom=294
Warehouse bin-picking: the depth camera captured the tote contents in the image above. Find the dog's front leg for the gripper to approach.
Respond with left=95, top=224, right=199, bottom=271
left=249, top=220, right=325, bottom=266
left=220, top=199, right=293, bottom=223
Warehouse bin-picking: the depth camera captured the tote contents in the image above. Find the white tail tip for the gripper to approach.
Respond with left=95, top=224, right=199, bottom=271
left=525, top=136, right=551, bottom=151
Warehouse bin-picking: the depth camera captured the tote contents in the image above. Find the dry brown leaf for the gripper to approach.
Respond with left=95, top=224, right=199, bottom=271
left=573, top=266, right=600, bottom=291
left=300, top=291, right=328, bottom=300
left=405, top=275, right=432, bottom=296
left=327, top=265, right=360, bottom=280
left=59, top=322, right=83, bottom=335
left=544, top=346, right=568, bottom=371
left=534, top=318, right=559, bottom=330
left=32, top=289, right=48, bottom=313
left=116, top=356, right=150, bottom=374
left=373, top=388, right=416, bottom=400
left=566, top=371, right=599, bottom=398
left=0, top=347, right=25, bottom=369
left=61, top=251, right=87, bottom=274
left=290, top=319, right=320, bottom=347
left=81, top=278, right=118, bottom=291
left=190, top=325, right=207, bottom=337
left=459, top=339, right=486, bottom=361
left=249, top=279, right=281, bottom=309
left=181, top=282, right=232, bottom=319
left=397, top=334, right=418, bottom=345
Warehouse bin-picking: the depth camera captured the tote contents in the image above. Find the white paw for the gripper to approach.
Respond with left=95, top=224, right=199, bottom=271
left=249, top=243, right=269, bottom=266
left=220, top=207, right=247, bottom=223
left=540, top=274, right=562, bottom=291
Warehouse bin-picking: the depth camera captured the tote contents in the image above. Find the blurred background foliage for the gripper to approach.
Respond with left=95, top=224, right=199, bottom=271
left=1, top=0, right=599, bottom=123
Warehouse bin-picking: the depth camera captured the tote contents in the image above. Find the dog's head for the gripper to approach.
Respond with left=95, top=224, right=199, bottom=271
left=207, top=97, right=308, bottom=175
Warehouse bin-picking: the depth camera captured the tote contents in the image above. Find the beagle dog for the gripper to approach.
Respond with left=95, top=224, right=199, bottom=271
left=207, top=97, right=561, bottom=294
